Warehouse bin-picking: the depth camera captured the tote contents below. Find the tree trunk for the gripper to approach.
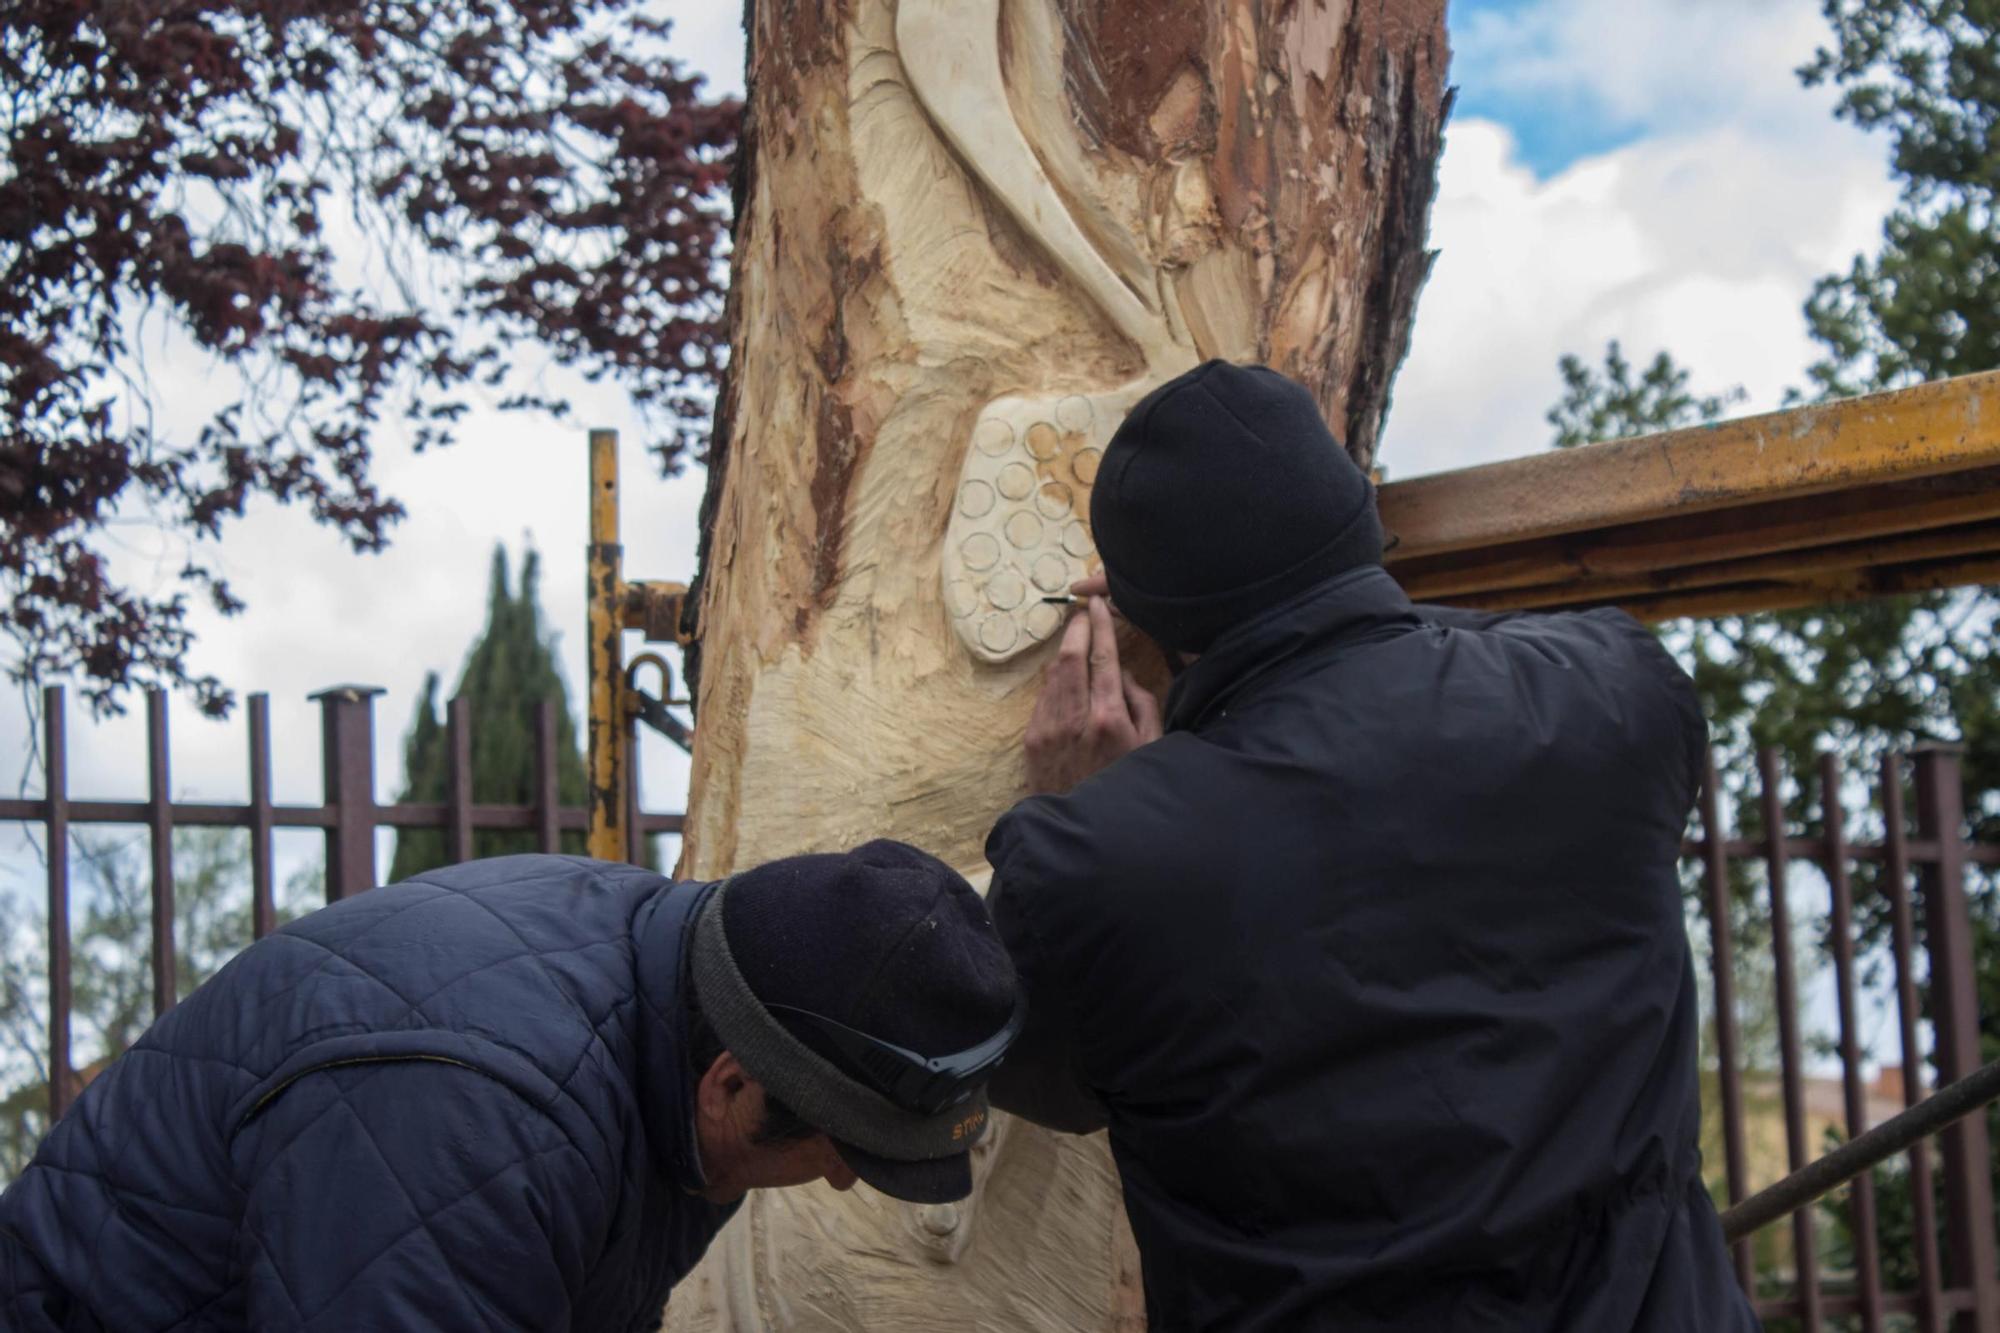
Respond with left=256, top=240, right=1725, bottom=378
left=667, top=1, right=1449, bottom=1326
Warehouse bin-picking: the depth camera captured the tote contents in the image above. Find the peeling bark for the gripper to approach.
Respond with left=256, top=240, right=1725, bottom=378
left=669, top=1, right=1448, bottom=1326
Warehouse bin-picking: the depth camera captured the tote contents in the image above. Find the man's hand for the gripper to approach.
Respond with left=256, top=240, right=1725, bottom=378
left=1024, top=590, right=1163, bottom=795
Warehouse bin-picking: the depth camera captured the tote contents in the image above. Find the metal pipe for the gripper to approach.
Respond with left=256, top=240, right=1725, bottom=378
left=1818, top=753, right=1883, bottom=1331
left=1697, top=755, right=1754, bottom=1291
left=1758, top=748, right=1822, bottom=1329
left=44, top=686, right=71, bottom=1123
left=147, top=689, right=177, bottom=1018
left=1882, top=752, right=1947, bottom=1330
left=1722, top=1056, right=2000, bottom=1246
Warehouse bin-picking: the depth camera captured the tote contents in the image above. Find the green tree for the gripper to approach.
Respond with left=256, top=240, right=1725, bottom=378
left=1548, top=342, right=1745, bottom=449
left=1549, top=0, right=2000, bottom=1278
left=388, top=544, right=598, bottom=880
left=0, top=829, right=316, bottom=1179
left=1798, top=0, right=2000, bottom=399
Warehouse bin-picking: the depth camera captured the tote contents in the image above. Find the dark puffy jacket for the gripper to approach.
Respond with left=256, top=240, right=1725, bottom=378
left=988, top=566, right=1759, bottom=1332
left=0, top=855, right=735, bottom=1332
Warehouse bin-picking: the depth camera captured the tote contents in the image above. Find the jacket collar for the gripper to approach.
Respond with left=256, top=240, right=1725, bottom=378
left=632, top=875, right=726, bottom=1194
left=1164, top=565, right=1420, bottom=733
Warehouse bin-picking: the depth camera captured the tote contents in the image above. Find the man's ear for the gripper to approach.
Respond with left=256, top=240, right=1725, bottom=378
left=697, top=1050, right=750, bottom=1123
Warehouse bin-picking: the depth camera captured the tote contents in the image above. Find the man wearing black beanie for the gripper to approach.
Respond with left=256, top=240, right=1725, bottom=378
left=0, top=841, right=1022, bottom=1331
left=987, top=360, right=1758, bottom=1331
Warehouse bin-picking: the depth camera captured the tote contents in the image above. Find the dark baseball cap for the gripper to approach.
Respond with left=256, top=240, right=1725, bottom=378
left=688, top=840, right=1022, bottom=1203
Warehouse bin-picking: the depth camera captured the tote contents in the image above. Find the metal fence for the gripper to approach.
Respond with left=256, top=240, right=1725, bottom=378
left=0, top=684, right=683, bottom=1122
left=1, top=692, right=1995, bottom=1327
left=1694, top=746, right=1998, bottom=1331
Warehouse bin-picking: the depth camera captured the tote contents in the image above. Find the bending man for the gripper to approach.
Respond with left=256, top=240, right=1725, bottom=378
left=2, top=842, right=1020, bottom=1331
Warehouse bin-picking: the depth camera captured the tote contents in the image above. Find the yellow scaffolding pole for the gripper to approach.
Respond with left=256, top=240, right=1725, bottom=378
left=585, top=431, right=697, bottom=863
left=586, top=431, right=627, bottom=862
left=1381, top=370, right=2000, bottom=620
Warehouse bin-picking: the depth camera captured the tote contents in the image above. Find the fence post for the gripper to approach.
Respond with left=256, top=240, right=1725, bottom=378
left=1819, top=752, right=1883, bottom=1332
left=1758, top=748, right=1822, bottom=1329
left=146, top=689, right=177, bottom=1018
left=248, top=695, right=276, bottom=940
left=43, top=686, right=72, bottom=1123
left=1699, top=754, right=1755, bottom=1291
left=446, top=696, right=473, bottom=865
left=313, top=686, right=384, bottom=902
left=1910, top=745, right=2000, bottom=1332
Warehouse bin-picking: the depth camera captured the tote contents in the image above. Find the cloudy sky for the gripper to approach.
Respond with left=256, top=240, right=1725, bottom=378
left=2, top=0, right=1899, bottom=906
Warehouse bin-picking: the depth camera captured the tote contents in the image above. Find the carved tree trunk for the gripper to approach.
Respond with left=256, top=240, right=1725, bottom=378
left=666, top=2, right=1449, bottom=1327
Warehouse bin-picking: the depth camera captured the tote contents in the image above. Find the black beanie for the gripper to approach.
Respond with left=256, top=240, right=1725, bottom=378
left=1090, top=360, right=1384, bottom=653
left=699, top=839, right=1018, bottom=1202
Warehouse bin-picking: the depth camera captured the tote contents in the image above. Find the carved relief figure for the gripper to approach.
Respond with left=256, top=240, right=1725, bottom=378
left=666, top=1, right=1449, bottom=1327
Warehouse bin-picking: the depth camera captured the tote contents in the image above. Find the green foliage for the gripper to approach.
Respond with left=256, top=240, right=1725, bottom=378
left=1550, top=0, right=2000, bottom=1272
left=388, top=544, right=599, bottom=880
left=1798, top=0, right=2000, bottom=397
left=1547, top=342, right=1747, bottom=449
left=0, top=830, right=317, bottom=1179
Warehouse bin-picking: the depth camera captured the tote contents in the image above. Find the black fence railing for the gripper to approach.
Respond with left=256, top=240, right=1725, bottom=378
left=1690, top=746, right=1997, bottom=1331
left=0, top=685, right=682, bottom=1122
left=2, top=694, right=1994, bottom=1329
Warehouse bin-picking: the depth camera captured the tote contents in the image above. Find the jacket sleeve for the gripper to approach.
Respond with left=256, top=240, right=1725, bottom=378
left=233, top=1059, right=608, bottom=1331
left=987, top=870, right=1110, bottom=1135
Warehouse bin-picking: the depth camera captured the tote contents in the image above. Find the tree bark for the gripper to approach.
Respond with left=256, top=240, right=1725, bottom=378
left=668, top=1, right=1449, bottom=1326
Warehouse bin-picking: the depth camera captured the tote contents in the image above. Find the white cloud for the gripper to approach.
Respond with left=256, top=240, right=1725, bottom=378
left=1383, top=67, right=1896, bottom=475
left=656, top=3, right=746, bottom=100
left=0, top=0, right=1899, bottom=888
left=1455, top=0, right=1840, bottom=137
left=0, top=1, right=744, bottom=889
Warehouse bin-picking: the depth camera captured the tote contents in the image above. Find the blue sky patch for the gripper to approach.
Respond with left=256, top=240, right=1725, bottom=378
left=1446, top=0, right=1649, bottom=178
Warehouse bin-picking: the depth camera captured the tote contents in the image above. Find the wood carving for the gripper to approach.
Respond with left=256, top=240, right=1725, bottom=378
left=667, top=1, right=1449, bottom=1327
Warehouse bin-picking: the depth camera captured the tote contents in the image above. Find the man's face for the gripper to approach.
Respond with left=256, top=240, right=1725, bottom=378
left=693, top=1051, right=859, bottom=1203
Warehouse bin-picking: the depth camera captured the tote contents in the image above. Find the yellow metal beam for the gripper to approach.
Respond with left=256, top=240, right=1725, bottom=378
left=1382, top=371, right=2000, bottom=619
left=586, top=430, right=628, bottom=862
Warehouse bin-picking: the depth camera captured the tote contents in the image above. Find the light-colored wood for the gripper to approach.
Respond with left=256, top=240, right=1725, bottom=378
left=667, top=1, right=1449, bottom=1326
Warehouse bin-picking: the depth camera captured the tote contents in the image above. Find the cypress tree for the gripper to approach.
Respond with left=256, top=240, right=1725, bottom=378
left=390, top=546, right=595, bottom=880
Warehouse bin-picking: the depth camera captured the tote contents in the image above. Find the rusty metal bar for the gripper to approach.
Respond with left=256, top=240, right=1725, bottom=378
left=1819, top=753, right=1883, bottom=1332
left=0, top=798, right=685, bottom=835
left=1911, top=748, right=2000, bottom=1332
left=147, top=690, right=177, bottom=1017
left=623, top=581, right=695, bottom=645
left=1758, top=748, right=1822, bottom=1330
left=1884, top=752, right=1948, bottom=1333
left=43, top=686, right=72, bottom=1123
left=248, top=695, right=275, bottom=940
left=625, top=712, right=644, bottom=866
left=1429, top=552, right=2000, bottom=624
left=314, top=686, right=383, bottom=901
left=1699, top=755, right=1754, bottom=1291
left=1724, top=1055, right=2000, bottom=1246
left=535, top=700, right=560, bottom=854
left=1395, top=467, right=2000, bottom=603
left=1383, top=371, right=2000, bottom=560
left=587, top=429, right=628, bottom=862
left=1425, top=520, right=2000, bottom=614
left=1382, top=372, right=2000, bottom=618
left=446, top=696, right=473, bottom=865
left=0, top=799, right=323, bottom=826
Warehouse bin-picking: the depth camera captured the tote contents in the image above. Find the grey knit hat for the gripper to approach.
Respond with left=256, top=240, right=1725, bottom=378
left=688, top=840, right=1021, bottom=1203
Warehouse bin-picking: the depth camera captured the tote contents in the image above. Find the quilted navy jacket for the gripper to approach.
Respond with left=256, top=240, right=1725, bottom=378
left=0, top=855, right=736, bottom=1332
left=988, top=567, right=1759, bottom=1331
